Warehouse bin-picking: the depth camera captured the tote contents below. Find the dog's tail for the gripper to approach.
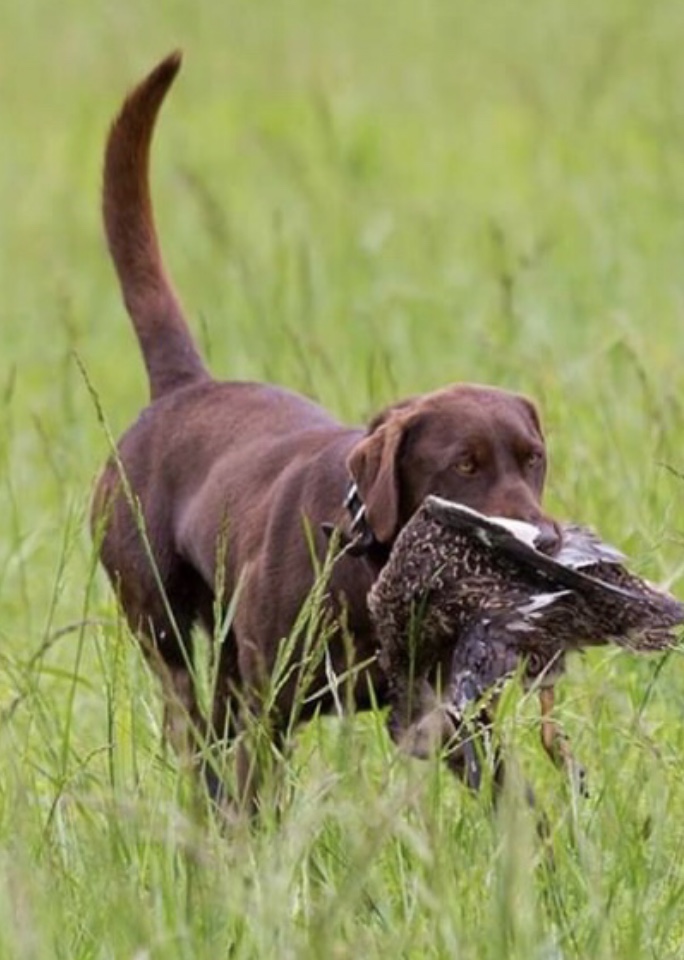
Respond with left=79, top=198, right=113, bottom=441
left=103, top=51, right=209, bottom=400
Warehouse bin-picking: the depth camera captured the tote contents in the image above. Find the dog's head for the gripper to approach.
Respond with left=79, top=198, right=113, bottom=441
left=347, top=384, right=560, bottom=554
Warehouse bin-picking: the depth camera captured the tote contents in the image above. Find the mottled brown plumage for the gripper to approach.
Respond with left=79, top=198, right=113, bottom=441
left=368, top=496, right=684, bottom=788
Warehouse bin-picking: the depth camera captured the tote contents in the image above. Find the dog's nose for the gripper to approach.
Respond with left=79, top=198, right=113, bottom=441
left=535, top=520, right=562, bottom=556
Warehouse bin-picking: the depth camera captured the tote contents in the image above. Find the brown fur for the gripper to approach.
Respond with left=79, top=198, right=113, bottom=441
left=93, top=52, right=560, bottom=805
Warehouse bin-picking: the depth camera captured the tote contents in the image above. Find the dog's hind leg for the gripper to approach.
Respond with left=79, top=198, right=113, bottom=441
left=200, top=629, right=245, bottom=807
left=114, top=570, right=208, bottom=767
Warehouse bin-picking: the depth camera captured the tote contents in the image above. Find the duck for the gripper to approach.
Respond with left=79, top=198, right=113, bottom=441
left=368, top=495, right=684, bottom=790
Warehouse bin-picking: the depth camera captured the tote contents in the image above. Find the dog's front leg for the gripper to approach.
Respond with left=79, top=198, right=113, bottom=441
left=539, top=686, right=587, bottom=795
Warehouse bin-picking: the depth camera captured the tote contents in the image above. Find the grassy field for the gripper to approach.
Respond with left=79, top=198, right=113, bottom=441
left=3, top=0, right=684, bottom=956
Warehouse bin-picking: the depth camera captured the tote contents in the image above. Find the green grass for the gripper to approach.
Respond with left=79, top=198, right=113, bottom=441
left=3, top=0, right=684, bottom=956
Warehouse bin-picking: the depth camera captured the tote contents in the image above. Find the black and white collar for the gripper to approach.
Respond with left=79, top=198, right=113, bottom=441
left=342, top=480, right=383, bottom=556
left=321, top=480, right=391, bottom=560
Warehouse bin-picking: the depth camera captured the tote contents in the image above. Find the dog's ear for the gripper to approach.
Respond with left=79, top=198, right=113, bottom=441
left=365, top=395, right=417, bottom=432
left=346, top=417, right=408, bottom=544
left=517, top=394, right=544, bottom=439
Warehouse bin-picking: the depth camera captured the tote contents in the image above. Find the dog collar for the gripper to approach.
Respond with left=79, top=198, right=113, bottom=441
left=321, top=481, right=388, bottom=559
left=344, top=482, right=366, bottom=532
left=343, top=481, right=379, bottom=554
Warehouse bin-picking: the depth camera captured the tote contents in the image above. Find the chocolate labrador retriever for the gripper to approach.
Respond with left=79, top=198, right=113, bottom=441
left=92, top=51, right=560, bottom=806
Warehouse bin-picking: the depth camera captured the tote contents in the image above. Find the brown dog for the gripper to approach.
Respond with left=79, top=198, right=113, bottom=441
left=93, top=51, right=561, bottom=806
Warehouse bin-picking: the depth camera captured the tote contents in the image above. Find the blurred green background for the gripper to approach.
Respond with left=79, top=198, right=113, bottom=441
left=3, top=1, right=684, bottom=957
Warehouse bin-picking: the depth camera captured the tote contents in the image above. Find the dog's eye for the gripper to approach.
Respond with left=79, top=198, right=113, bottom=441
left=526, top=451, right=543, bottom=470
left=456, top=457, right=477, bottom=476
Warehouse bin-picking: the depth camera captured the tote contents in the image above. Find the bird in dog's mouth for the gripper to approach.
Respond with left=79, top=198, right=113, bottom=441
left=368, top=496, right=684, bottom=792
